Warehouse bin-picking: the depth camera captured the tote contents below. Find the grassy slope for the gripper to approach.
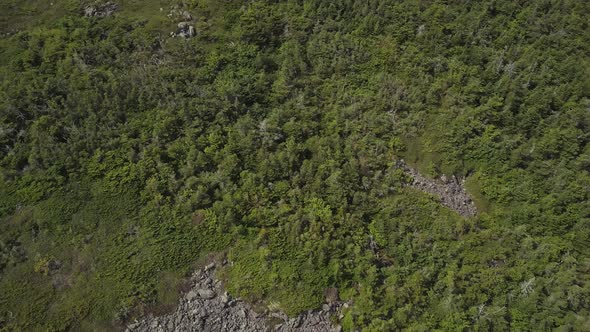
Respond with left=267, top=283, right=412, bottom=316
left=0, top=0, right=173, bottom=34
left=0, top=177, right=234, bottom=330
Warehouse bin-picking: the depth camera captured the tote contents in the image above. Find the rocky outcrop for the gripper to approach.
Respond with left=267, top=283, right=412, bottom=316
left=176, top=22, right=196, bottom=38
left=167, top=6, right=196, bottom=38
left=83, top=1, right=118, bottom=18
left=396, top=159, right=477, bottom=217
left=126, top=262, right=341, bottom=332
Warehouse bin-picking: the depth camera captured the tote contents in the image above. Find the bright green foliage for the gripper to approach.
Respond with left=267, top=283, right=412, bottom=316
left=1, top=0, right=589, bottom=330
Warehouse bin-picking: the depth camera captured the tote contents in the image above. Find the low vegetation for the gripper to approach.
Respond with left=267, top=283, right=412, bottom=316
left=1, top=0, right=589, bottom=330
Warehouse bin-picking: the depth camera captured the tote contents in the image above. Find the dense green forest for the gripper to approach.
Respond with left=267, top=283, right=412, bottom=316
left=1, top=0, right=589, bottom=330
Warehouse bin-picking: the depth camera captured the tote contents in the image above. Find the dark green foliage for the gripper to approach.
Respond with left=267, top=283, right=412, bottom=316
left=1, top=0, right=589, bottom=330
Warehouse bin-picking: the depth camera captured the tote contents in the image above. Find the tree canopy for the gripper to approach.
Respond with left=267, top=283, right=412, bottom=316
left=0, top=0, right=589, bottom=330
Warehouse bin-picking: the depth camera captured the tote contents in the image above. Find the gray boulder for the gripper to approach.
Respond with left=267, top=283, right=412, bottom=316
left=197, top=288, right=216, bottom=299
left=176, top=22, right=196, bottom=38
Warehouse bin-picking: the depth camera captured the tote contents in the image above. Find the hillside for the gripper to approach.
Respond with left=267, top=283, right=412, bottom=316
left=1, top=1, right=589, bottom=330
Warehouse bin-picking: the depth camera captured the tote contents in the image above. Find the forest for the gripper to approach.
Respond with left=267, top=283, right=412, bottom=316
left=0, top=0, right=589, bottom=330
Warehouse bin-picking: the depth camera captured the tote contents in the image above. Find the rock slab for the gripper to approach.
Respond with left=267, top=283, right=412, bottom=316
left=126, top=265, right=340, bottom=332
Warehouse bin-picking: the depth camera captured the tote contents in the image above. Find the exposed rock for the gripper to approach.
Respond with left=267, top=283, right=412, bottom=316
left=396, top=159, right=477, bottom=217
left=197, top=288, right=216, bottom=299
left=167, top=6, right=191, bottom=20
left=182, top=10, right=193, bottom=21
left=167, top=6, right=197, bottom=39
left=186, top=290, right=198, bottom=301
left=176, top=22, right=196, bottom=38
left=84, top=1, right=118, bottom=18
left=220, top=292, right=230, bottom=305
left=127, top=265, right=341, bottom=332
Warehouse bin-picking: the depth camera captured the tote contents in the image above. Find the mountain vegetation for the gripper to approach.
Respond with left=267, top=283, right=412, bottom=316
left=0, top=0, right=589, bottom=330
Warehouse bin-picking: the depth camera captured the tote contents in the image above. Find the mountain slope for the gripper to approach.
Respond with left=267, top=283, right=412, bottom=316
left=1, top=1, right=589, bottom=330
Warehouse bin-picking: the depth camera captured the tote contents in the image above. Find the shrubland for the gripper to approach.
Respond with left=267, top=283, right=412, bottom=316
left=0, top=0, right=589, bottom=330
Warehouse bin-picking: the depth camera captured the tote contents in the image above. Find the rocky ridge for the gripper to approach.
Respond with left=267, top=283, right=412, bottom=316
left=126, top=262, right=342, bottom=332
